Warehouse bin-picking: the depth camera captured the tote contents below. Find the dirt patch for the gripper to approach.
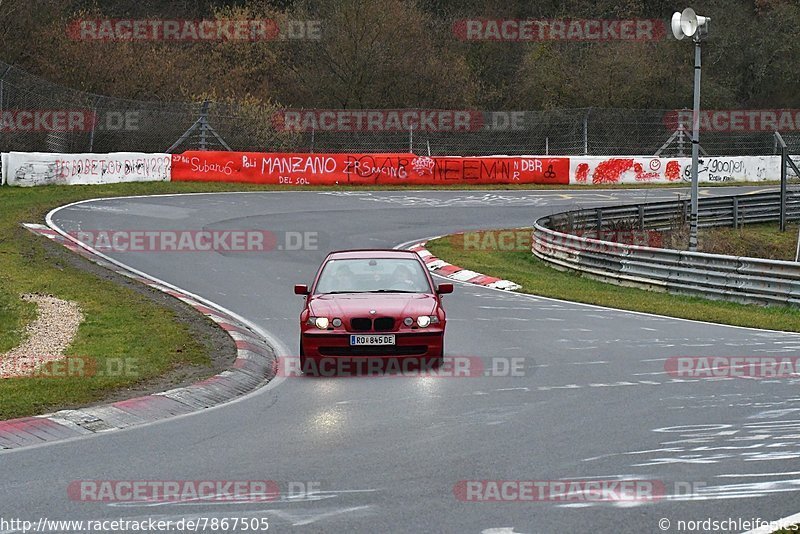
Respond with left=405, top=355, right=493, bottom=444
left=0, top=293, right=84, bottom=378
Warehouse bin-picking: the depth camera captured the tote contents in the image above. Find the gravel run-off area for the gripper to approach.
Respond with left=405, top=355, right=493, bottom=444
left=0, top=293, right=83, bottom=378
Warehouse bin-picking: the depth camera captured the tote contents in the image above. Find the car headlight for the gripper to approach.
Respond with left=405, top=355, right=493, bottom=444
left=403, top=317, right=414, bottom=326
left=415, top=315, right=440, bottom=327
left=332, top=318, right=342, bottom=327
left=314, top=317, right=330, bottom=329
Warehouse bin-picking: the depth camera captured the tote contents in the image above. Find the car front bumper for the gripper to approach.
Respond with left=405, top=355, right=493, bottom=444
left=301, top=329, right=444, bottom=360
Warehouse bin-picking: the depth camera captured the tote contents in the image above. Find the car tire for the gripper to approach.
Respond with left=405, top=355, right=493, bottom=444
left=299, top=341, right=319, bottom=376
left=299, top=341, right=310, bottom=374
left=432, top=342, right=444, bottom=369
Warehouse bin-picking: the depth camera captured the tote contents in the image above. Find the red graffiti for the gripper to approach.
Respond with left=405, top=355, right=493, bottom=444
left=575, top=163, right=589, bottom=183
left=592, top=158, right=633, bottom=184
left=665, top=160, right=681, bottom=181
left=632, top=162, right=660, bottom=181
left=170, top=151, right=571, bottom=185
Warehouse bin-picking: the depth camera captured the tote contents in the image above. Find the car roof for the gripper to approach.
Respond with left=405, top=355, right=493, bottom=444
left=325, top=249, right=421, bottom=260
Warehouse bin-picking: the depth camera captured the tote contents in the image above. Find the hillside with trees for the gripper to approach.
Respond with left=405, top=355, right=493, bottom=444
left=0, top=0, right=796, bottom=111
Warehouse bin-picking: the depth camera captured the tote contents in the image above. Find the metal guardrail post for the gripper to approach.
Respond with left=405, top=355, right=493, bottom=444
left=732, top=197, right=739, bottom=229
left=796, top=228, right=800, bottom=262
left=638, top=205, right=645, bottom=230
left=595, top=209, right=602, bottom=231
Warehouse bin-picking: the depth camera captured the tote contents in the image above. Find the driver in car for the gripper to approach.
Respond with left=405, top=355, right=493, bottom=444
left=390, top=264, right=418, bottom=291
left=330, top=263, right=356, bottom=292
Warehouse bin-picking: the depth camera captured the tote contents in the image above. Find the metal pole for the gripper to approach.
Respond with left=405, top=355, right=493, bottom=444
left=689, top=39, right=702, bottom=251
left=0, top=80, right=4, bottom=149
left=0, top=67, right=9, bottom=146
left=781, top=145, right=787, bottom=231
left=409, top=125, right=413, bottom=153
left=88, top=106, right=97, bottom=152
left=583, top=109, right=589, bottom=155
left=199, top=105, right=208, bottom=150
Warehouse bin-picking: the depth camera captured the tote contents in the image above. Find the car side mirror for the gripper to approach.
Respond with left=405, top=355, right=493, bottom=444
left=437, top=283, right=454, bottom=294
left=294, top=284, right=309, bottom=295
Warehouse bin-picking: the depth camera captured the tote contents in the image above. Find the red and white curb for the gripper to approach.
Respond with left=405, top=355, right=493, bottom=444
left=0, top=224, right=277, bottom=450
left=406, top=241, right=522, bottom=291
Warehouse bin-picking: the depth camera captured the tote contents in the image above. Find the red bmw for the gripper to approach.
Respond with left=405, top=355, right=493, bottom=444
left=294, top=249, right=452, bottom=374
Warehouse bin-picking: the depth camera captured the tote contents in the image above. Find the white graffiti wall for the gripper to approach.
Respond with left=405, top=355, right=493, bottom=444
left=1, top=152, right=171, bottom=186
left=569, top=156, right=781, bottom=185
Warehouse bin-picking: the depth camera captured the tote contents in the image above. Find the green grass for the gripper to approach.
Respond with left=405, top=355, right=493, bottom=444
left=426, top=232, right=800, bottom=333
left=698, top=223, right=799, bottom=261
left=0, top=288, right=35, bottom=354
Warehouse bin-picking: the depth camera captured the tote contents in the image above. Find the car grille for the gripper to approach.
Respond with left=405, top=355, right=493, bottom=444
left=349, top=317, right=395, bottom=331
left=373, top=317, right=395, bottom=331
left=350, top=318, right=372, bottom=331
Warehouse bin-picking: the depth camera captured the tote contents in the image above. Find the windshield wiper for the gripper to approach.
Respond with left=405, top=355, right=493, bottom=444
left=365, top=289, right=419, bottom=293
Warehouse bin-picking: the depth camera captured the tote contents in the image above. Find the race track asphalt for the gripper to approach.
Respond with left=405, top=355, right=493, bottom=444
left=2, top=186, right=799, bottom=534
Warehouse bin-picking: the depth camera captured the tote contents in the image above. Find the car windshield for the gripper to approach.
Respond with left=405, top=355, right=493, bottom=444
left=314, top=258, right=432, bottom=294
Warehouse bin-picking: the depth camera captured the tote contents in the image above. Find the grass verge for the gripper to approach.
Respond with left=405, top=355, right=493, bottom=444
left=697, top=223, right=799, bottom=261
left=426, top=231, right=800, bottom=333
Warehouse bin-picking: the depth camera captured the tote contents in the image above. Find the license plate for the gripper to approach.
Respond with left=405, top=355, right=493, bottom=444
left=350, top=334, right=395, bottom=346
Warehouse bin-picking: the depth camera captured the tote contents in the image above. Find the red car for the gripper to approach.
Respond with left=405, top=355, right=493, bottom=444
left=294, top=249, right=453, bottom=375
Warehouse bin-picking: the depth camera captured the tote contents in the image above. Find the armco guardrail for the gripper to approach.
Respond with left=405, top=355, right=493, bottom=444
left=532, top=190, right=800, bottom=307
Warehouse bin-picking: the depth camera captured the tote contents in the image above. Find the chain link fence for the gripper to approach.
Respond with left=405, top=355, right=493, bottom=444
left=0, top=60, right=299, bottom=154
left=1, top=60, right=800, bottom=156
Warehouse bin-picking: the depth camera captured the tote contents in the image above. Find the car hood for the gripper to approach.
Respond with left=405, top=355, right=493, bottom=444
left=309, top=293, right=437, bottom=318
